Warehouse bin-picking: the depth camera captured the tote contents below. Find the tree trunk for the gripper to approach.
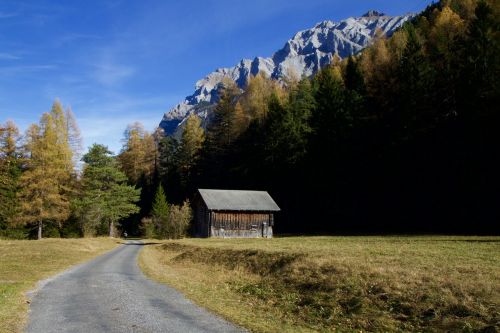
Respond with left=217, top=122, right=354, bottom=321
left=38, top=220, right=42, bottom=240
left=109, top=221, right=114, bottom=238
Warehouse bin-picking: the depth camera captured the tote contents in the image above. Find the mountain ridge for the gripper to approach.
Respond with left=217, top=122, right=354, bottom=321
left=160, top=11, right=415, bottom=136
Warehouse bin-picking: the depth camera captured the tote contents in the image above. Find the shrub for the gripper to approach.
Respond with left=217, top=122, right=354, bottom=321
left=140, top=217, right=156, bottom=239
left=145, top=200, right=192, bottom=239
left=167, top=200, right=192, bottom=239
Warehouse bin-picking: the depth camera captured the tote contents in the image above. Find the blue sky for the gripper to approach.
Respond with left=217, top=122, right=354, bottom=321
left=0, top=0, right=432, bottom=154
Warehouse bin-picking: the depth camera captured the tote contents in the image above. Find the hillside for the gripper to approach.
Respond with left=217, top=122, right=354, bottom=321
left=159, top=11, right=414, bottom=136
left=155, top=0, right=499, bottom=234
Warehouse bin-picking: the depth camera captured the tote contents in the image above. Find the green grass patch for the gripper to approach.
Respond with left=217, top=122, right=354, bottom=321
left=139, top=236, right=500, bottom=332
left=0, top=238, right=120, bottom=333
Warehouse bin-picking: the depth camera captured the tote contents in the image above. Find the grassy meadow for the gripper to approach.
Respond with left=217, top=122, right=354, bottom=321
left=139, top=236, right=500, bottom=333
left=0, top=238, right=120, bottom=333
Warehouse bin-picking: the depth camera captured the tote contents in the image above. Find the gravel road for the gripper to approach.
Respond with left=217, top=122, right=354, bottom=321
left=26, top=240, right=246, bottom=333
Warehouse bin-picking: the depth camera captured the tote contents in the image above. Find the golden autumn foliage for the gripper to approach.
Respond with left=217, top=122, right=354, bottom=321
left=17, top=101, right=75, bottom=239
left=118, top=122, right=157, bottom=184
left=429, top=6, right=466, bottom=62
left=240, top=73, right=283, bottom=121
left=177, top=115, right=205, bottom=180
left=0, top=121, right=21, bottom=229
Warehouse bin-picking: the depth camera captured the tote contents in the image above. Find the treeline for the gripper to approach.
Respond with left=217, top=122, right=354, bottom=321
left=0, top=103, right=141, bottom=239
left=113, top=122, right=192, bottom=239
left=157, top=0, right=499, bottom=234
left=2, top=0, right=498, bottom=238
left=0, top=107, right=194, bottom=239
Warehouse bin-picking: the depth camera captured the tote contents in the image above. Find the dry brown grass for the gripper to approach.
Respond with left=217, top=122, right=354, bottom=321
left=0, top=238, right=120, bottom=333
left=139, top=236, right=500, bottom=333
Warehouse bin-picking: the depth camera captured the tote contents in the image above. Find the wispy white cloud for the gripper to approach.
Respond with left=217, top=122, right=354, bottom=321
left=59, top=93, right=183, bottom=153
left=0, top=11, right=17, bottom=19
left=77, top=113, right=160, bottom=154
left=0, top=53, right=21, bottom=60
left=0, top=64, right=56, bottom=75
left=92, top=62, right=135, bottom=86
left=54, top=33, right=103, bottom=47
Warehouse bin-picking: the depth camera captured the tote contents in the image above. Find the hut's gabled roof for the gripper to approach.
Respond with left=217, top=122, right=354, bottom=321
left=198, top=189, right=280, bottom=212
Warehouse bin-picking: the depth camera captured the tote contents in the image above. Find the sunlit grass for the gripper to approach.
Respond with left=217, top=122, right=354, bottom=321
left=139, top=236, right=500, bottom=332
left=0, top=238, right=120, bottom=333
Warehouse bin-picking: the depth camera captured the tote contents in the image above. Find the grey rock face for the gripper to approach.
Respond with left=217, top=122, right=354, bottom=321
left=160, top=11, right=414, bottom=136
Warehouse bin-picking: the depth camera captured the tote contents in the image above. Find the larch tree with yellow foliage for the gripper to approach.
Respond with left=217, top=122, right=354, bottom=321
left=0, top=121, right=21, bottom=233
left=177, top=115, right=205, bottom=186
left=17, top=101, right=75, bottom=239
left=118, top=122, right=157, bottom=185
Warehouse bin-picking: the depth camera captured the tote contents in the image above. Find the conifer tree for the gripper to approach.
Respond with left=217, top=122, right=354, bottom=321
left=151, top=183, right=169, bottom=238
left=264, top=79, right=314, bottom=166
left=230, top=101, right=249, bottom=140
left=286, top=79, right=315, bottom=162
left=345, top=56, right=366, bottom=94
left=118, top=122, right=157, bottom=185
left=50, top=101, right=75, bottom=174
left=344, top=57, right=368, bottom=121
left=404, top=25, right=434, bottom=130
left=65, top=107, right=83, bottom=167
left=312, top=65, right=351, bottom=146
left=240, top=74, right=273, bottom=121
left=208, top=81, right=240, bottom=148
left=17, top=106, right=73, bottom=239
left=458, top=0, right=499, bottom=116
left=0, top=121, right=21, bottom=231
left=77, top=144, right=140, bottom=237
left=177, top=115, right=205, bottom=185
left=158, top=136, right=179, bottom=180
left=263, top=93, right=287, bottom=165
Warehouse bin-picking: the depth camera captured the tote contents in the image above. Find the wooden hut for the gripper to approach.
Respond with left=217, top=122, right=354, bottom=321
left=194, top=189, right=280, bottom=238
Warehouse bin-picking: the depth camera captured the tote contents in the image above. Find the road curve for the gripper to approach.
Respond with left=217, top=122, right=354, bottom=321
left=26, top=240, right=246, bottom=333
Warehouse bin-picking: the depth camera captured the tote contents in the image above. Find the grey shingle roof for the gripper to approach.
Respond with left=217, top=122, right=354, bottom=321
left=198, top=189, right=280, bottom=212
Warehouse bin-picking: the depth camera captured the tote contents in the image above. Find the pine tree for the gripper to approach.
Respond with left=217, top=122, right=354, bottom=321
left=177, top=115, right=205, bottom=185
left=158, top=136, right=179, bottom=180
left=76, top=144, right=140, bottom=237
left=396, top=24, right=434, bottom=136
left=458, top=0, right=499, bottom=116
left=151, top=184, right=169, bottom=238
left=0, top=121, right=21, bottom=232
left=264, top=79, right=314, bottom=166
left=286, top=79, right=315, bottom=162
left=152, top=183, right=169, bottom=220
left=312, top=65, right=351, bottom=146
left=208, top=80, right=240, bottom=148
left=263, top=93, right=287, bottom=166
left=344, top=57, right=369, bottom=122
left=345, top=56, right=366, bottom=94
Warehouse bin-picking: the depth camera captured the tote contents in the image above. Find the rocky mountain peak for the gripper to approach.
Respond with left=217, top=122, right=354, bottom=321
left=362, top=10, right=386, bottom=17
left=160, top=11, right=415, bottom=137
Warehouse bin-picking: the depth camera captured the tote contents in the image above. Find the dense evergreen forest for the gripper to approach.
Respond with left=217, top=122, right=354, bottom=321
left=0, top=0, right=498, bottom=238
left=166, top=0, right=500, bottom=234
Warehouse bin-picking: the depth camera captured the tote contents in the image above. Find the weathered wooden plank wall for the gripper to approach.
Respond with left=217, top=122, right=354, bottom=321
left=212, top=212, right=269, bottom=229
left=209, top=212, right=273, bottom=238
